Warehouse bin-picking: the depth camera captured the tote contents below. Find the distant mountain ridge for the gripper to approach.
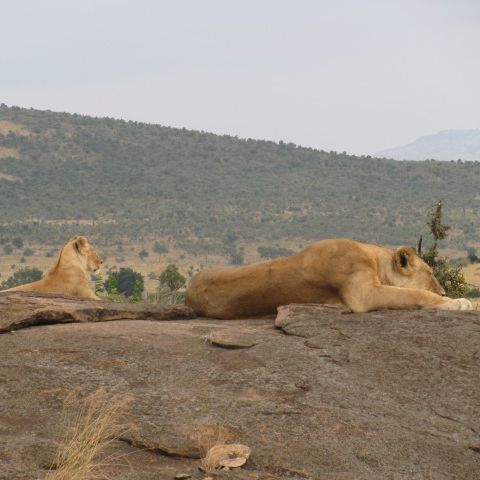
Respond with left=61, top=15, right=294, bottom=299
left=376, top=129, right=480, bottom=161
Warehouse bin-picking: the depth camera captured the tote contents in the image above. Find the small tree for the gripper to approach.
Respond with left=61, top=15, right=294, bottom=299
left=138, top=249, right=149, bottom=259
left=0, top=267, right=43, bottom=289
left=159, top=264, right=186, bottom=291
left=95, top=273, right=104, bottom=296
left=419, top=200, right=450, bottom=266
left=105, top=275, right=118, bottom=295
left=157, top=264, right=186, bottom=305
left=418, top=200, right=468, bottom=298
left=105, top=267, right=144, bottom=297
left=130, top=279, right=143, bottom=303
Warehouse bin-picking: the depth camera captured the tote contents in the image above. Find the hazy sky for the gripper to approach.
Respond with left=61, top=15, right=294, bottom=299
left=2, top=0, right=480, bottom=155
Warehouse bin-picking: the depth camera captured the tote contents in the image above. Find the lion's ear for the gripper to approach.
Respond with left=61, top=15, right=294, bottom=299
left=393, top=246, right=416, bottom=274
left=73, top=236, right=88, bottom=254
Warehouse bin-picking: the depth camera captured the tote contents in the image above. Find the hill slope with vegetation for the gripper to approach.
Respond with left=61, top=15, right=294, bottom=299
left=1, top=104, right=480, bottom=255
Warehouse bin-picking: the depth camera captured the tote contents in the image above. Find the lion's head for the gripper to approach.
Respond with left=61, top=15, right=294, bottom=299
left=70, top=235, right=103, bottom=272
left=392, top=246, right=445, bottom=295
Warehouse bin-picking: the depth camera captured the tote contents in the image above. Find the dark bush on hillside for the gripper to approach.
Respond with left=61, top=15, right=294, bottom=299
left=153, top=242, right=169, bottom=254
left=449, top=257, right=467, bottom=266
left=467, top=248, right=480, bottom=264
left=12, top=237, right=24, bottom=249
left=0, top=267, right=43, bottom=289
left=257, top=245, right=295, bottom=259
left=105, top=268, right=144, bottom=297
left=466, top=288, right=480, bottom=298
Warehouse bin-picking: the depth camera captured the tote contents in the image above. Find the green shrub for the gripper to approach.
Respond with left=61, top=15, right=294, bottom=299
left=130, top=279, right=144, bottom=303
left=0, top=267, right=43, bottom=289
left=94, top=273, right=104, bottom=295
left=467, top=247, right=480, bottom=264
left=159, top=264, right=186, bottom=291
left=418, top=201, right=468, bottom=298
left=257, top=245, right=294, bottom=259
left=153, top=242, right=169, bottom=254
left=156, top=264, right=186, bottom=305
left=105, top=268, right=144, bottom=297
left=466, top=287, right=480, bottom=298
left=105, top=274, right=118, bottom=294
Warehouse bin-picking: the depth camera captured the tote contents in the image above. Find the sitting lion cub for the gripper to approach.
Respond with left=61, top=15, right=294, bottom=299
left=3, top=235, right=103, bottom=299
left=185, top=238, right=473, bottom=319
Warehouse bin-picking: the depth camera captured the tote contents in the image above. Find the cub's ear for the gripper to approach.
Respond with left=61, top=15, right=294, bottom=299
left=393, top=246, right=417, bottom=274
left=73, top=236, right=88, bottom=254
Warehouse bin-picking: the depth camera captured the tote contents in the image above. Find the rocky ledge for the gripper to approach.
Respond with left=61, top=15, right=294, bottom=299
left=0, top=293, right=479, bottom=479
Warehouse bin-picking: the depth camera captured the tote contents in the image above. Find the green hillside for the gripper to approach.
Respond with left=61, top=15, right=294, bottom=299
left=1, top=104, right=479, bottom=254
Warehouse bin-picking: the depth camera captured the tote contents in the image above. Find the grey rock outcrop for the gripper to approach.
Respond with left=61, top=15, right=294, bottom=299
left=0, top=295, right=479, bottom=479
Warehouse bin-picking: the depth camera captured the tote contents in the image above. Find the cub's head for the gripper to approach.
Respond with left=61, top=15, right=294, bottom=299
left=393, top=246, right=445, bottom=295
left=70, top=236, right=103, bottom=272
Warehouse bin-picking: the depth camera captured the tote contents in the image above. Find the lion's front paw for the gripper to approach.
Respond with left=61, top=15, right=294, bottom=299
left=440, top=298, right=473, bottom=311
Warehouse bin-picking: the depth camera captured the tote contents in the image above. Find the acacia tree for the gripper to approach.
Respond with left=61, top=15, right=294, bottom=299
left=418, top=200, right=467, bottom=298
left=159, top=264, right=186, bottom=291
left=157, top=264, right=186, bottom=305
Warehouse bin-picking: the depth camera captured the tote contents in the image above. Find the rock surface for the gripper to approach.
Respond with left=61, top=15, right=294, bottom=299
left=1, top=296, right=479, bottom=479
left=0, top=291, right=195, bottom=332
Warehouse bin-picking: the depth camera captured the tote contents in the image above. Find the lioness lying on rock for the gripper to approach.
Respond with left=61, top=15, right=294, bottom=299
left=186, top=238, right=473, bottom=319
left=3, top=235, right=102, bottom=299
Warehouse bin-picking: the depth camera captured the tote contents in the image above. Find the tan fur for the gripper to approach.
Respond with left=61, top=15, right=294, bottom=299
left=185, top=238, right=473, bottom=319
left=4, top=236, right=103, bottom=299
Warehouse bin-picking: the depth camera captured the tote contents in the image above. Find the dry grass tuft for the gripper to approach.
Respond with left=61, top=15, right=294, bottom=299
left=46, top=389, right=132, bottom=480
